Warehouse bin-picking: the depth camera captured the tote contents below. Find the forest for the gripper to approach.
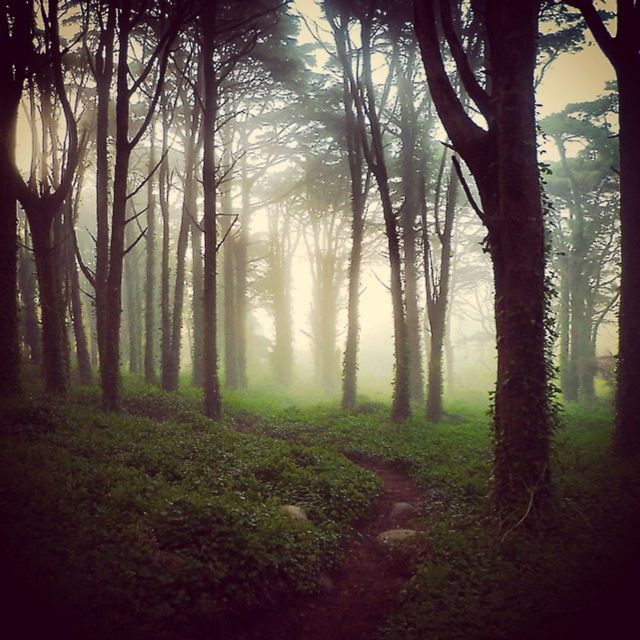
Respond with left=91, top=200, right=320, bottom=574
left=1, top=0, right=639, bottom=638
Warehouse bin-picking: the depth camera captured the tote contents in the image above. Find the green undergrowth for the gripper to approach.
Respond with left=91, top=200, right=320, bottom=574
left=0, top=387, right=380, bottom=639
left=224, top=392, right=640, bottom=639
left=2, top=380, right=639, bottom=640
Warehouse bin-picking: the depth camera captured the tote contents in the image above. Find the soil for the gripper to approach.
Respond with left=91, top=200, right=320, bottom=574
left=239, top=454, right=427, bottom=640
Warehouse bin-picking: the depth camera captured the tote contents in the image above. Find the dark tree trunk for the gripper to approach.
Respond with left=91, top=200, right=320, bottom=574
left=201, top=2, right=222, bottom=419
left=64, top=198, right=92, bottom=385
left=191, top=214, right=204, bottom=386
left=327, top=10, right=366, bottom=411
left=159, top=107, right=172, bottom=390
left=565, top=0, right=640, bottom=456
left=396, top=35, right=424, bottom=404
left=0, top=106, right=20, bottom=396
left=18, top=230, right=40, bottom=365
left=144, top=126, right=157, bottom=384
left=124, top=219, right=141, bottom=374
left=615, top=67, right=640, bottom=454
left=93, top=4, right=116, bottom=405
left=424, top=163, right=457, bottom=421
left=361, top=15, right=410, bottom=420
left=100, top=5, right=134, bottom=411
left=416, top=0, right=550, bottom=511
left=29, top=213, right=69, bottom=393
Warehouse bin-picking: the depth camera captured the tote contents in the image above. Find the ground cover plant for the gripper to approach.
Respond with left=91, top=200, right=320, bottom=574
left=2, top=381, right=639, bottom=639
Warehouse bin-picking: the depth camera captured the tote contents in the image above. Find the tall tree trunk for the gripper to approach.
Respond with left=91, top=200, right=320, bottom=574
left=424, top=164, right=457, bottom=421
left=396, top=34, right=424, bottom=404
left=558, top=261, right=573, bottom=400
left=361, top=15, right=410, bottom=420
left=221, top=150, right=238, bottom=389
left=124, top=219, right=141, bottom=374
left=19, top=225, right=40, bottom=365
left=100, top=3, right=134, bottom=411
left=270, top=213, right=294, bottom=388
left=191, top=216, right=204, bottom=386
left=29, top=213, right=69, bottom=393
left=0, top=103, right=20, bottom=396
left=64, top=199, right=92, bottom=384
left=201, top=2, right=222, bottom=419
left=328, top=11, right=366, bottom=411
left=159, top=108, right=172, bottom=389
left=144, top=126, right=157, bottom=384
left=94, top=4, right=116, bottom=406
left=416, top=0, right=550, bottom=511
left=235, top=140, right=250, bottom=389
left=615, top=69, right=640, bottom=454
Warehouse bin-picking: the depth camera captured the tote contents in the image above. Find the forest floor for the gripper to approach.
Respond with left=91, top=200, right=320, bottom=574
left=2, top=379, right=640, bottom=640
left=249, top=456, right=425, bottom=640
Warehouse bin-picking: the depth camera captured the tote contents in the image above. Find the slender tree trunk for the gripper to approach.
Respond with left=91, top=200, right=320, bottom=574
left=29, top=213, right=69, bottom=393
left=615, top=69, right=640, bottom=455
left=329, top=13, right=366, bottom=411
left=19, top=226, right=40, bottom=365
left=192, top=215, right=204, bottom=386
left=425, top=167, right=457, bottom=421
left=0, top=97, right=21, bottom=396
left=144, top=126, right=157, bottom=384
left=201, top=2, right=222, bottom=419
left=270, top=213, right=294, bottom=388
left=64, top=199, right=92, bottom=384
left=235, top=142, right=250, bottom=389
left=159, top=110, right=172, bottom=388
left=100, top=4, right=133, bottom=411
left=361, top=16, right=410, bottom=420
left=94, top=5, right=116, bottom=405
left=558, top=261, right=573, bottom=400
left=124, top=219, right=141, bottom=374
left=221, top=154, right=238, bottom=389
left=396, top=35, right=424, bottom=404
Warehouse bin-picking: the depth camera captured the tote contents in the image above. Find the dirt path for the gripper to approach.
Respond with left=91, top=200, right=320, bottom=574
left=244, top=454, right=426, bottom=640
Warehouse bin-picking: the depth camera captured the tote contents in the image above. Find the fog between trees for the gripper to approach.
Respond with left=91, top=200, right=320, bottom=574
left=2, top=0, right=636, bottom=513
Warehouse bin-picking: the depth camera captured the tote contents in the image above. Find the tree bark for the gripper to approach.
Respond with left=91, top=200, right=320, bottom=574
left=64, top=197, right=92, bottom=385
left=327, top=9, right=367, bottom=411
left=614, top=66, right=640, bottom=454
left=0, top=103, right=21, bottom=395
left=396, top=33, right=424, bottom=404
left=144, top=125, right=157, bottom=384
left=201, top=1, right=222, bottom=419
left=415, top=0, right=550, bottom=511
left=360, top=14, right=410, bottom=420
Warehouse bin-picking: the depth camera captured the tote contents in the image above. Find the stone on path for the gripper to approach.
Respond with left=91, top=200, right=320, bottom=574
left=376, top=529, right=419, bottom=546
left=389, top=502, right=416, bottom=521
left=281, top=504, right=309, bottom=522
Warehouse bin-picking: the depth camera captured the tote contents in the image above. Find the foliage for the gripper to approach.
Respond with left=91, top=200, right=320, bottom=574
left=0, top=388, right=380, bottom=639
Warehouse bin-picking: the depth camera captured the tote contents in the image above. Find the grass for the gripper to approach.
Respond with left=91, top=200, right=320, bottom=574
left=2, top=380, right=639, bottom=639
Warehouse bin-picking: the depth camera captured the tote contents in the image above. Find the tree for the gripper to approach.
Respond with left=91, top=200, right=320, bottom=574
left=12, top=0, right=85, bottom=394
left=415, top=0, right=551, bottom=511
left=423, top=150, right=458, bottom=421
left=0, top=0, right=32, bottom=397
left=543, top=95, right=619, bottom=403
left=564, top=0, right=640, bottom=455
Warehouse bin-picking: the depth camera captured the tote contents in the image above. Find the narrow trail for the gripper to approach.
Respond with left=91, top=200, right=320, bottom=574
left=245, top=453, right=426, bottom=640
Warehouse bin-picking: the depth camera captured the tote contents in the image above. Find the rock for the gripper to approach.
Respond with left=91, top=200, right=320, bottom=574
left=280, top=505, right=309, bottom=522
left=389, top=502, right=416, bottom=521
left=376, top=529, right=419, bottom=546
